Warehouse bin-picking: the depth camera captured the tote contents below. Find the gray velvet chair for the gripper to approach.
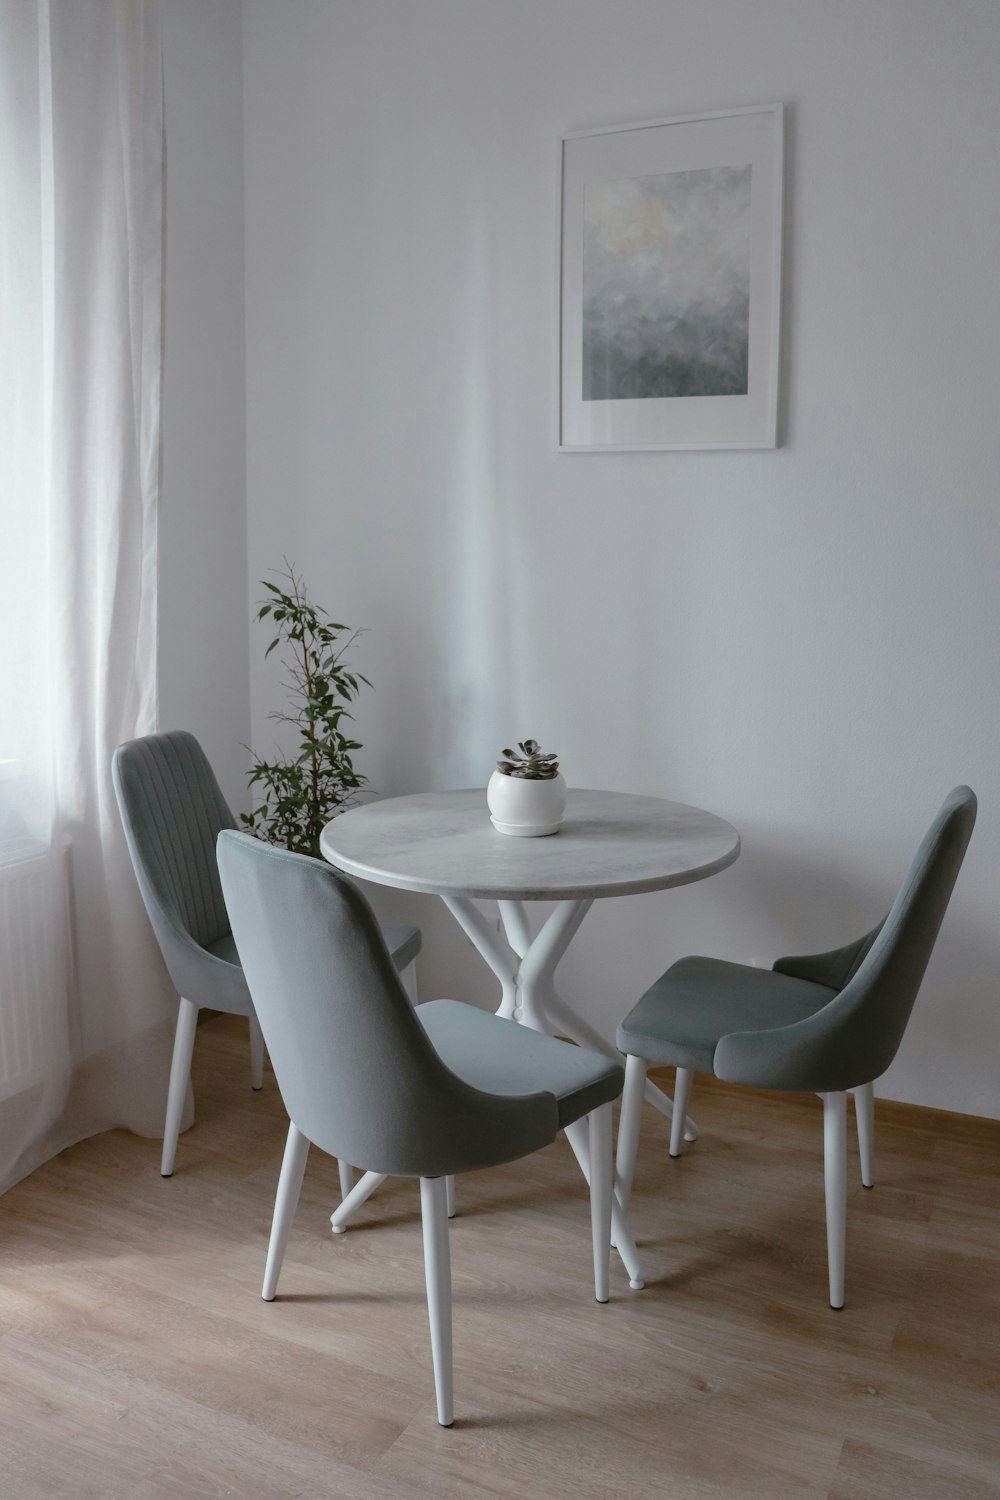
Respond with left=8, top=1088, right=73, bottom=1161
left=614, top=787, right=976, bottom=1308
left=216, top=828, right=634, bottom=1427
left=112, top=730, right=421, bottom=1178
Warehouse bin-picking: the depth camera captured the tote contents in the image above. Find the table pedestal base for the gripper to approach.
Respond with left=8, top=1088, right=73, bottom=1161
left=440, top=895, right=699, bottom=1285
left=446, top=896, right=697, bottom=1142
left=331, top=895, right=694, bottom=1286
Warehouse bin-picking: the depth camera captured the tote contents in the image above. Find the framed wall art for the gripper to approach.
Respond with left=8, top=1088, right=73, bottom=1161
left=559, top=103, right=784, bottom=451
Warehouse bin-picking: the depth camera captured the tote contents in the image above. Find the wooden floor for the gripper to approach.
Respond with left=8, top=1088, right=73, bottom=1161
left=1, top=1015, right=997, bottom=1500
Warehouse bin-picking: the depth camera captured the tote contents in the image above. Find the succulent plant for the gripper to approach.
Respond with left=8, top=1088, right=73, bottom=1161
left=496, top=739, right=560, bottom=781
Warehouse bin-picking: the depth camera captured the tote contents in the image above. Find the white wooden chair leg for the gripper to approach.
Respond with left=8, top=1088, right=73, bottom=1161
left=589, top=1103, right=613, bottom=1303
left=419, top=1176, right=454, bottom=1427
left=262, top=1122, right=310, bottom=1302
left=823, top=1091, right=847, bottom=1310
left=615, top=1054, right=648, bottom=1214
left=338, top=1159, right=354, bottom=1200
left=400, top=960, right=418, bottom=1005
left=854, top=1081, right=875, bottom=1188
left=669, top=1067, right=693, bottom=1157
left=249, top=1013, right=265, bottom=1091
left=161, top=997, right=199, bottom=1177
left=642, top=1078, right=699, bottom=1142
left=446, top=1175, right=456, bottom=1218
left=610, top=1193, right=646, bottom=1290
left=330, top=1169, right=389, bottom=1233
left=564, top=1117, right=646, bottom=1290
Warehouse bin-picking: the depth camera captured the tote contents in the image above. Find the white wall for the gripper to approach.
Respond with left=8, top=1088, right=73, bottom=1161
left=160, top=0, right=249, bottom=812
left=241, top=0, right=1000, bottom=1117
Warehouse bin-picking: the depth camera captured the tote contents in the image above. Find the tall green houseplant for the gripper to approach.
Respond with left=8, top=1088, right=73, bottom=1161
left=242, top=564, right=370, bottom=857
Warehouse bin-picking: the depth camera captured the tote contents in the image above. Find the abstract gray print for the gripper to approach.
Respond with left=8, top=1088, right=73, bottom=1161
left=582, top=164, right=752, bottom=401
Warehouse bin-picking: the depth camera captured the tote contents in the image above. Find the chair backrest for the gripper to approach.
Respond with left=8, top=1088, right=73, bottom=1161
left=112, top=731, right=236, bottom=978
left=216, top=829, right=556, bottom=1177
left=716, top=787, right=977, bottom=1092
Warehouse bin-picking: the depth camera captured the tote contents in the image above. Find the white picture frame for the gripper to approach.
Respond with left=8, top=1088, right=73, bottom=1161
left=559, top=103, right=784, bottom=452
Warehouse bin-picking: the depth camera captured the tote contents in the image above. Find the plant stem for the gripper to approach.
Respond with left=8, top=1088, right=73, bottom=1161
left=296, top=595, right=321, bottom=843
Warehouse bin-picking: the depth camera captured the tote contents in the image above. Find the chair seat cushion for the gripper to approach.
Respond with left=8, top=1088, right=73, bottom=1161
left=418, top=1000, right=624, bottom=1129
left=616, top=956, right=838, bottom=1073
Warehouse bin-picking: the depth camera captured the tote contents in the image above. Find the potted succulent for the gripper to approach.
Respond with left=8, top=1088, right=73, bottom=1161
left=487, top=740, right=567, bottom=837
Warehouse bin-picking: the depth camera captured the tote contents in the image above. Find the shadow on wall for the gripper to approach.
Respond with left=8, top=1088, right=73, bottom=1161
left=423, top=216, right=516, bottom=797
left=725, top=833, right=895, bottom=962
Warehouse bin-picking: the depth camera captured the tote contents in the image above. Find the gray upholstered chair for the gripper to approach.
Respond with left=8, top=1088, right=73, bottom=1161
left=615, top=787, right=976, bottom=1309
left=111, top=730, right=421, bottom=1178
left=216, top=828, right=634, bottom=1427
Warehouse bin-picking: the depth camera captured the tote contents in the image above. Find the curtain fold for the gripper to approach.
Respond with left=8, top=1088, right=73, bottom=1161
left=0, top=0, right=175, bottom=1193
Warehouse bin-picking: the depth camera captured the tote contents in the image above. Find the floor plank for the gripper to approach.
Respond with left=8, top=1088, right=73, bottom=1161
left=1, top=1018, right=997, bottom=1499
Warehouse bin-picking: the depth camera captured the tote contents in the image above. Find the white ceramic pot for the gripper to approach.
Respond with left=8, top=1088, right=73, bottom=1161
left=487, top=770, right=567, bottom=837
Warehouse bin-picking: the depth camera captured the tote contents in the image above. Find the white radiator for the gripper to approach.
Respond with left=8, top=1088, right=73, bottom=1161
left=0, top=841, right=66, bottom=1101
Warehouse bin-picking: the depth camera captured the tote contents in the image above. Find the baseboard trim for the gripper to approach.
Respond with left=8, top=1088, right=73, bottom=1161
left=648, top=1066, right=1000, bottom=1140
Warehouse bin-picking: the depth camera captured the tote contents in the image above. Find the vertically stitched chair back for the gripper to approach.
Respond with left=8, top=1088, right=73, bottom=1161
left=112, top=730, right=235, bottom=953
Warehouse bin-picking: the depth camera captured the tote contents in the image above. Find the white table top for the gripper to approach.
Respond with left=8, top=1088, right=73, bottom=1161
left=320, top=788, right=740, bottom=901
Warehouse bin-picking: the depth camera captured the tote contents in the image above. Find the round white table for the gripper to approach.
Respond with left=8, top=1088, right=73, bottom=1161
left=321, top=786, right=739, bottom=1044
left=321, top=788, right=740, bottom=1277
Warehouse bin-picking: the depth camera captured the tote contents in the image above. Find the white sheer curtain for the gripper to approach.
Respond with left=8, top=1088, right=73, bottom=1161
left=0, top=0, right=175, bottom=1192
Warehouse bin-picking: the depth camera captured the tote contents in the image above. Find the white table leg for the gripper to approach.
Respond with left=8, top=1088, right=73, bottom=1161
left=441, top=896, right=521, bottom=1018
left=509, top=898, right=593, bottom=1030
left=441, top=895, right=655, bottom=1282
left=446, top=895, right=593, bottom=1033
left=493, top=899, right=697, bottom=1141
left=497, top=899, right=533, bottom=960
